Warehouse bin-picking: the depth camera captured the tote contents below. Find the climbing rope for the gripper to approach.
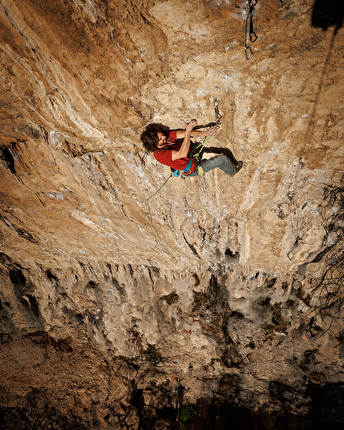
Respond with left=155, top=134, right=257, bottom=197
left=145, top=174, right=178, bottom=262
left=245, top=0, right=258, bottom=60
left=143, top=102, right=222, bottom=418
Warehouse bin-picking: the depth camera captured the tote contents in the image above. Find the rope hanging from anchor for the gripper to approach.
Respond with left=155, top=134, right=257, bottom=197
left=245, top=0, right=258, bottom=60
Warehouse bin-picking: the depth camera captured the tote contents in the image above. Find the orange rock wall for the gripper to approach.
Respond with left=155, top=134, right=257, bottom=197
left=0, top=0, right=344, bottom=428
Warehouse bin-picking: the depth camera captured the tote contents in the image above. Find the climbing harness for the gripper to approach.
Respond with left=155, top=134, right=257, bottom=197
left=171, top=154, right=194, bottom=178
left=245, top=0, right=258, bottom=60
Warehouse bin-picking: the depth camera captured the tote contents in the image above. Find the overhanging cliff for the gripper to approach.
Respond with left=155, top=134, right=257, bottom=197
left=0, top=0, right=344, bottom=429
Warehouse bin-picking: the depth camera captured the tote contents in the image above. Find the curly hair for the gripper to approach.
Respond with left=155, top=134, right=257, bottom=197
left=140, top=123, right=168, bottom=153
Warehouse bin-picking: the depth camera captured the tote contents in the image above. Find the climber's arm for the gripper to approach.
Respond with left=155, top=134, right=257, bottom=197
left=171, top=119, right=196, bottom=161
left=176, top=127, right=218, bottom=139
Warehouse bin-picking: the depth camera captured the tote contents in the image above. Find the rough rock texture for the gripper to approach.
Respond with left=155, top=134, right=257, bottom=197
left=0, top=0, right=344, bottom=429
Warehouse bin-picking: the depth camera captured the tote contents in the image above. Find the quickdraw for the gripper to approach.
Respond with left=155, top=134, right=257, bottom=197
left=192, top=97, right=222, bottom=162
left=213, top=97, right=222, bottom=125
left=245, top=0, right=258, bottom=60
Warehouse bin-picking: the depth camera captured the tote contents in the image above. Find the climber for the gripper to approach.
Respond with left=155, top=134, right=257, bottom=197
left=140, top=120, right=243, bottom=177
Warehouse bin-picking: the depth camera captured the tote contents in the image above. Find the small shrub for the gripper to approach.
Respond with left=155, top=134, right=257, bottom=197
left=143, top=344, right=164, bottom=366
left=178, top=406, right=199, bottom=427
left=272, top=303, right=284, bottom=326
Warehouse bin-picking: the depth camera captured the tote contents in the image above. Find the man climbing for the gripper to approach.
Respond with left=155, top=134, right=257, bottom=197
left=140, top=119, right=243, bottom=177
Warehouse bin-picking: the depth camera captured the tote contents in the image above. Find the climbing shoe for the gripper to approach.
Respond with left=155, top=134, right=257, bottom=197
left=235, top=161, right=243, bottom=173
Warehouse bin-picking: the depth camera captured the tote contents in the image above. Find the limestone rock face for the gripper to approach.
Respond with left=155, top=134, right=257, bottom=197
left=0, top=0, right=344, bottom=428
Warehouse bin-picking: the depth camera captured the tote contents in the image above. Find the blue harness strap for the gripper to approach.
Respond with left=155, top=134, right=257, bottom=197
left=171, top=169, right=181, bottom=177
left=183, top=155, right=193, bottom=173
left=171, top=154, right=193, bottom=177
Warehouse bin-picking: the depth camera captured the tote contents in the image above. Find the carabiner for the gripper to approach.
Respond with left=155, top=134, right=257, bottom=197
left=250, top=31, right=258, bottom=43
left=245, top=46, right=253, bottom=60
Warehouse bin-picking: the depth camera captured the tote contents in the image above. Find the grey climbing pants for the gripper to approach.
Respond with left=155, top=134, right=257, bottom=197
left=187, top=155, right=236, bottom=177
